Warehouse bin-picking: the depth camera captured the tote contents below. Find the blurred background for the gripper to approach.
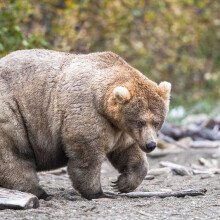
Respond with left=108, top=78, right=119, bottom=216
left=0, top=0, right=219, bottom=121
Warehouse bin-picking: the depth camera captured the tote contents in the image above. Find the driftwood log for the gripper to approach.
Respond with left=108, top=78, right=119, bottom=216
left=147, top=167, right=172, bottom=176
left=199, top=157, right=218, bottom=168
left=192, top=169, right=220, bottom=175
left=160, top=161, right=193, bottom=176
left=106, top=188, right=207, bottom=198
left=144, top=175, right=155, bottom=180
left=190, top=141, right=220, bottom=149
left=0, top=187, right=39, bottom=210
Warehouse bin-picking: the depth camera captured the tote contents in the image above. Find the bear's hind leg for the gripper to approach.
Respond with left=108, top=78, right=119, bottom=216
left=0, top=138, right=48, bottom=199
left=0, top=100, right=50, bottom=200
left=0, top=155, right=48, bottom=199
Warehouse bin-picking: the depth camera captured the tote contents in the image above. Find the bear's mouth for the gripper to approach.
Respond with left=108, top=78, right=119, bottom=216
left=141, top=148, right=155, bottom=153
left=145, top=148, right=154, bottom=153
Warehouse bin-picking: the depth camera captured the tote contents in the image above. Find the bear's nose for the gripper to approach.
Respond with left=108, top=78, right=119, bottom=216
left=146, top=142, right=157, bottom=153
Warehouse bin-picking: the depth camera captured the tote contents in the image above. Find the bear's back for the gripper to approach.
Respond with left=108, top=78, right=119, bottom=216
left=0, top=49, right=71, bottom=82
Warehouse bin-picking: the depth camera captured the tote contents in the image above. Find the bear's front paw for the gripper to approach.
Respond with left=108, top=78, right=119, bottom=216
left=111, top=173, right=139, bottom=193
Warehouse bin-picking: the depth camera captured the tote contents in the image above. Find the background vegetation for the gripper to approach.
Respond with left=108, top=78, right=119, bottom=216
left=0, top=0, right=220, bottom=112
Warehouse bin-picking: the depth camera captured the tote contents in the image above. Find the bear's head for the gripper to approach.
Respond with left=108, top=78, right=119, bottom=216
left=105, top=80, right=171, bottom=153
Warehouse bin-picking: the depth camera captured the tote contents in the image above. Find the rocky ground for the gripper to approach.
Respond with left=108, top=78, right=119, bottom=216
left=1, top=147, right=220, bottom=220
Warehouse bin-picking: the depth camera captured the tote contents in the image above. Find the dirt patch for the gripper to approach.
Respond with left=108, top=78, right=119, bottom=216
left=1, top=149, right=220, bottom=220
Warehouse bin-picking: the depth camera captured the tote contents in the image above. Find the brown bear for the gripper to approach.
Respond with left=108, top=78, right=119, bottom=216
left=0, top=49, right=171, bottom=200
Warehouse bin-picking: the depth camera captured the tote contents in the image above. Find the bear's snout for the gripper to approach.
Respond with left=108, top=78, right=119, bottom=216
left=145, top=142, right=157, bottom=153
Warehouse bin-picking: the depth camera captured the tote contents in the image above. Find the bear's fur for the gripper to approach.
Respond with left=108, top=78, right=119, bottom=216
left=0, top=49, right=171, bottom=199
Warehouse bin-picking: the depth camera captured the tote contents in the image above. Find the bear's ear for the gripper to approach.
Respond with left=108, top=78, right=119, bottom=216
left=158, top=81, right=171, bottom=101
left=113, top=86, right=131, bottom=104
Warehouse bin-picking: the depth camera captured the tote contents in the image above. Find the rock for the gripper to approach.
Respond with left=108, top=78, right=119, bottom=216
left=182, top=114, right=208, bottom=126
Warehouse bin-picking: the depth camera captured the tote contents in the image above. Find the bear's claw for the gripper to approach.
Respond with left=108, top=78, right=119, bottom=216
left=110, top=183, right=119, bottom=192
left=111, top=174, right=138, bottom=193
left=111, top=180, right=118, bottom=184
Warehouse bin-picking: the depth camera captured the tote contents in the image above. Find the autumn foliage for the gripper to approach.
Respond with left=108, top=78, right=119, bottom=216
left=0, top=0, right=219, bottom=106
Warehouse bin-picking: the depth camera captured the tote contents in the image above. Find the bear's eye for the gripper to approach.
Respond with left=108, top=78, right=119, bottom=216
left=153, top=122, right=160, bottom=128
left=137, top=121, right=145, bottom=128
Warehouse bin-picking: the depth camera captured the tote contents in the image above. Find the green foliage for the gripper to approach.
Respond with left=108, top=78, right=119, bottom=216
left=0, top=0, right=220, bottom=107
left=0, top=0, right=50, bottom=56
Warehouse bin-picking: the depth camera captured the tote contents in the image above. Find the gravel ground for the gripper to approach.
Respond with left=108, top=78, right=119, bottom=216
left=1, top=148, right=220, bottom=220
